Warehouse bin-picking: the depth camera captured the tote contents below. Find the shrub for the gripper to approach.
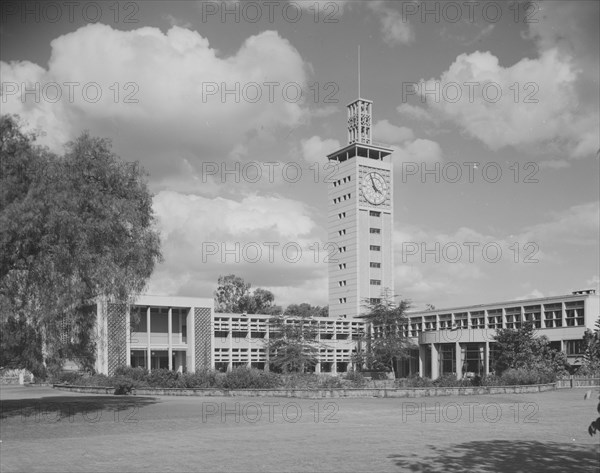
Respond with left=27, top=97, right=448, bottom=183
left=500, top=368, right=556, bottom=385
left=51, top=371, right=84, bottom=385
left=318, top=376, right=343, bottom=389
left=145, top=368, right=182, bottom=388
left=112, top=375, right=139, bottom=395
left=220, top=367, right=281, bottom=389
left=403, top=376, right=434, bottom=387
left=345, top=371, right=367, bottom=387
left=79, top=374, right=113, bottom=387
left=113, top=366, right=149, bottom=381
left=179, top=370, right=217, bottom=388
left=281, top=373, right=319, bottom=389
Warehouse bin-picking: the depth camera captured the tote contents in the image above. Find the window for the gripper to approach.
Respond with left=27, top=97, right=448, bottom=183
left=487, top=309, right=502, bottom=329
left=505, top=307, right=522, bottom=329
left=370, top=279, right=381, bottom=285
left=370, top=228, right=381, bottom=234
left=338, top=298, right=347, bottom=304
left=565, top=301, right=584, bottom=326
left=338, top=212, right=346, bottom=219
left=370, top=245, right=381, bottom=251
left=369, top=211, right=381, bottom=217
left=338, top=246, right=347, bottom=253
left=370, top=262, right=381, bottom=268
left=566, top=340, right=583, bottom=355
left=338, top=263, right=346, bottom=270
left=338, top=280, right=347, bottom=287
left=524, top=305, right=542, bottom=328
left=470, top=311, right=485, bottom=329
left=544, top=303, right=562, bottom=328
left=338, top=229, right=346, bottom=236
left=370, top=298, right=381, bottom=305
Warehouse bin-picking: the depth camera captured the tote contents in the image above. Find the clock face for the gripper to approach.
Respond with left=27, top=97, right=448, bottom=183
left=361, top=172, right=387, bottom=205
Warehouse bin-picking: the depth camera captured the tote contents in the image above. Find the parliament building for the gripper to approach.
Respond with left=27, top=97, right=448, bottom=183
left=94, top=95, right=599, bottom=378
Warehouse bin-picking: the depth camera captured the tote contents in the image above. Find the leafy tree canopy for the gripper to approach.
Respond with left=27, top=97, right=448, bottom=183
left=355, top=288, right=413, bottom=375
left=492, top=322, right=569, bottom=376
left=214, top=274, right=281, bottom=315
left=0, top=115, right=162, bottom=371
left=284, top=303, right=328, bottom=318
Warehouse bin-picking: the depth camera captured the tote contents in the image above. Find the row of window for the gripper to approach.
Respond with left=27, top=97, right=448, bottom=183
left=333, top=176, right=351, bottom=187
left=333, top=193, right=351, bottom=204
left=336, top=262, right=380, bottom=270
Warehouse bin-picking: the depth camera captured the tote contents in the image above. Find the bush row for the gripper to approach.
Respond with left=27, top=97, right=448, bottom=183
left=52, top=366, right=560, bottom=394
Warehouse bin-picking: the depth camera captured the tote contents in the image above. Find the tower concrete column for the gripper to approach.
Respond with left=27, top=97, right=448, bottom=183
left=168, top=307, right=173, bottom=370
left=431, top=343, right=439, bottom=379
left=455, top=342, right=463, bottom=379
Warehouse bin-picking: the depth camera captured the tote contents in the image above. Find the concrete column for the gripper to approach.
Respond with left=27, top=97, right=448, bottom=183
left=146, top=307, right=151, bottom=371
left=189, top=307, right=195, bottom=373
left=419, top=345, right=426, bottom=377
left=484, top=341, right=490, bottom=376
left=455, top=342, right=462, bottom=379
left=430, top=343, right=439, bottom=379
left=315, top=362, right=321, bottom=374
left=168, top=307, right=173, bottom=370
left=126, top=305, right=131, bottom=367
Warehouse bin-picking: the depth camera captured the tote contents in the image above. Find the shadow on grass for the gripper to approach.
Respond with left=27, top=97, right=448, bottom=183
left=1, top=395, right=159, bottom=421
left=389, top=440, right=600, bottom=473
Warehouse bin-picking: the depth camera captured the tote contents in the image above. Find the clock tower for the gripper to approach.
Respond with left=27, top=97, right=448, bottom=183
left=327, top=97, right=394, bottom=319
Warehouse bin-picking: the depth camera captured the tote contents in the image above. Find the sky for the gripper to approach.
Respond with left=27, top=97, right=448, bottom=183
left=1, top=0, right=599, bottom=311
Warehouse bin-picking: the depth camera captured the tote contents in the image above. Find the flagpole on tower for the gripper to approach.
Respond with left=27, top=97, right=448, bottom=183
left=358, top=45, right=361, bottom=98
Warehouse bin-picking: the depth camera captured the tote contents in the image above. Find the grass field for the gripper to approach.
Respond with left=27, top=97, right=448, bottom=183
left=1, top=384, right=599, bottom=472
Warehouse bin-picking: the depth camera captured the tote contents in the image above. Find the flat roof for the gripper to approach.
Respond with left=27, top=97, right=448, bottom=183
left=406, top=291, right=597, bottom=317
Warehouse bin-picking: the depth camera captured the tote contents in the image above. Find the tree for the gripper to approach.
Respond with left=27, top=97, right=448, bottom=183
left=214, top=274, right=281, bottom=314
left=578, top=317, right=600, bottom=375
left=284, top=303, right=328, bottom=318
left=267, top=313, right=320, bottom=374
left=0, top=115, right=162, bottom=373
left=355, top=288, right=413, bottom=376
left=492, top=323, right=569, bottom=376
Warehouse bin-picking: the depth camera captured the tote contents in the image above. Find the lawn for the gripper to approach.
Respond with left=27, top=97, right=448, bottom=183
left=1, top=384, right=599, bottom=472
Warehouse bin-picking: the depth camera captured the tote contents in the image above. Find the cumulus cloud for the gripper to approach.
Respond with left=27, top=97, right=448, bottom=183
left=396, top=103, right=434, bottom=122
left=368, top=1, right=415, bottom=46
left=393, top=201, right=599, bottom=307
left=300, top=135, right=340, bottom=165
left=413, top=3, right=599, bottom=159
left=373, top=119, right=414, bottom=145
left=392, top=138, right=443, bottom=163
left=148, top=190, right=328, bottom=305
left=0, top=24, right=309, bottom=171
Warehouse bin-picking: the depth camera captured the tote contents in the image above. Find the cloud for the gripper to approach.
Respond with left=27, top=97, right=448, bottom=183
left=373, top=119, right=414, bottom=144
left=300, top=135, right=340, bottom=165
left=396, top=103, right=433, bottom=122
left=413, top=2, right=599, bottom=159
left=368, top=1, right=415, bottom=46
left=393, top=201, right=599, bottom=307
left=392, top=138, right=443, bottom=163
left=538, top=160, right=570, bottom=170
left=148, top=190, right=329, bottom=306
left=0, top=24, right=310, bottom=177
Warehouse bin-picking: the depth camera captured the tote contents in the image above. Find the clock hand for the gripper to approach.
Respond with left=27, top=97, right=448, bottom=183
left=370, top=175, right=378, bottom=192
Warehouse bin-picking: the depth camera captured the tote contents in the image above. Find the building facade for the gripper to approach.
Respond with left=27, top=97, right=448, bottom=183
left=327, top=98, right=394, bottom=319
left=94, top=290, right=598, bottom=377
left=399, top=289, right=599, bottom=379
left=92, top=94, right=598, bottom=378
